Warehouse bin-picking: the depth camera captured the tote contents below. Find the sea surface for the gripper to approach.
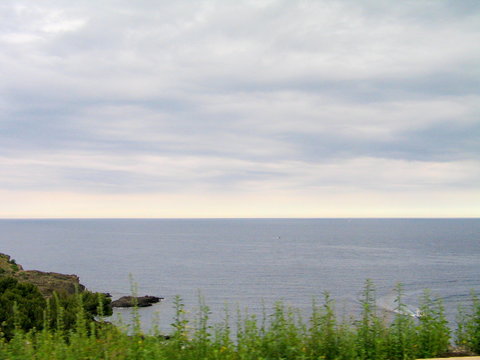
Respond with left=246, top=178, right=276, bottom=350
left=0, top=218, right=479, bottom=331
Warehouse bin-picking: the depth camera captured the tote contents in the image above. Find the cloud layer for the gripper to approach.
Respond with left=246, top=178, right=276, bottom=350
left=1, top=0, right=479, bottom=217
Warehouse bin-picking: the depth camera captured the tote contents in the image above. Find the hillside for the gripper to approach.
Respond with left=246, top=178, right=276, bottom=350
left=0, top=252, right=85, bottom=297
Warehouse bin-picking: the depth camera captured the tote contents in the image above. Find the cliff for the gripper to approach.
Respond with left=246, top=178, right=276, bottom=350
left=0, top=253, right=85, bottom=297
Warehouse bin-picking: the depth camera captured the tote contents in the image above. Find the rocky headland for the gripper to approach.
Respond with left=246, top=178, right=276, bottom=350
left=0, top=252, right=162, bottom=307
left=0, top=253, right=85, bottom=297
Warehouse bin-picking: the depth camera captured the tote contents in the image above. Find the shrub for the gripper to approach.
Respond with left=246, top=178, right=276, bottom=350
left=355, top=279, right=388, bottom=360
left=44, top=290, right=112, bottom=331
left=456, top=291, right=480, bottom=354
left=0, top=277, right=46, bottom=339
left=387, top=283, right=417, bottom=360
left=0, top=276, right=112, bottom=339
left=416, top=289, right=450, bottom=357
left=1, top=280, right=479, bottom=359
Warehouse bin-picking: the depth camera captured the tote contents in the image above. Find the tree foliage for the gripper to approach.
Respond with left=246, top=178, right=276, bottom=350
left=0, top=277, right=46, bottom=339
left=0, top=276, right=112, bottom=339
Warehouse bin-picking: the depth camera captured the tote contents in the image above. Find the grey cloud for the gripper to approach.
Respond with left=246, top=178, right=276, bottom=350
left=204, top=70, right=480, bottom=102
left=281, top=119, right=479, bottom=164
left=398, top=121, right=480, bottom=161
left=0, top=0, right=479, bottom=197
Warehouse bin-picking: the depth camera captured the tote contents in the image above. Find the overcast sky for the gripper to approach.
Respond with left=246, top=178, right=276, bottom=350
left=0, top=0, right=479, bottom=218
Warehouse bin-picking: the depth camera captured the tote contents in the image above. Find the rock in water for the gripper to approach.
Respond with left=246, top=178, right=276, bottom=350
left=111, top=295, right=163, bottom=308
left=1, top=253, right=162, bottom=310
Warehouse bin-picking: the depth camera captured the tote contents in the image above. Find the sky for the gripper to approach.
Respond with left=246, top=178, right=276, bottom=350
left=0, top=0, right=479, bottom=218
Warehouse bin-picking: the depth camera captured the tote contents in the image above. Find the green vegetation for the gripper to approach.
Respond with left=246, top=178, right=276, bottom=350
left=0, top=279, right=479, bottom=359
left=0, top=254, right=22, bottom=276
left=0, top=276, right=112, bottom=340
left=0, top=255, right=475, bottom=358
left=0, top=277, right=45, bottom=339
left=416, top=289, right=450, bottom=358
left=456, top=290, right=480, bottom=354
left=0, top=253, right=112, bottom=338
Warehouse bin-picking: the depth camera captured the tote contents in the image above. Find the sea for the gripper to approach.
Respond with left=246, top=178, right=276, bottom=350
left=0, top=218, right=479, bottom=331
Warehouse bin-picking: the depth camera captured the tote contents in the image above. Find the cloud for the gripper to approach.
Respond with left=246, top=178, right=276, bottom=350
left=0, top=0, right=479, bottom=216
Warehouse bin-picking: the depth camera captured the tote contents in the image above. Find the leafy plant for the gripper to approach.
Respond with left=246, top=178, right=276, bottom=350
left=355, top=279, right=387, bottom=360
left=1, top=281, right=480, bottom=359
left=456, top=290, right=480, bottom=354
left=416, top=289, right=450, bottom=357
left=387, top=283, right=417, bottom=360
left=0, top=277, right=46, bottom=339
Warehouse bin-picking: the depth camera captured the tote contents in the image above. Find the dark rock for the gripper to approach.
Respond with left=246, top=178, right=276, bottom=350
left=1, top=252, right=162, bottom=311
left=111, top=295, right=163, bottom=308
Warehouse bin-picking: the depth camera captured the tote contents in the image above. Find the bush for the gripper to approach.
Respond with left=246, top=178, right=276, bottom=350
left=416, top=289, right=450, bottom=357
left=456, top=291, right=480, bottom=354
left=0, top=277, right=46, bottom=339
left=0, top=277, right=112, bottom=339
left=44, top=289, right=112, bottom=332
left=1, top=280, right=479, bottom=359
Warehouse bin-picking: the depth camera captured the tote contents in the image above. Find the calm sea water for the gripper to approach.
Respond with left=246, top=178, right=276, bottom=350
left=0, top=218, right=479, bottom=330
